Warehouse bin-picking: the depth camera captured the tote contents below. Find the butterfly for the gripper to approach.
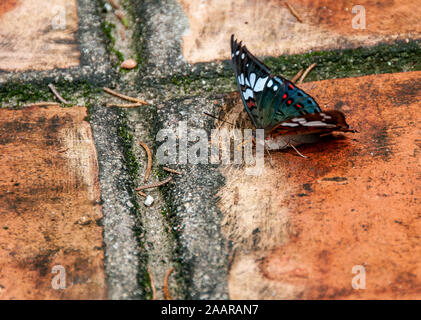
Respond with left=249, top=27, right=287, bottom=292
left=231, top=35, right=356, bottom=150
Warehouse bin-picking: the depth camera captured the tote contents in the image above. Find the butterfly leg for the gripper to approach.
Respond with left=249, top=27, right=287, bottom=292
left=252, top=135, right=274, bottom=168
left=286, top=138, right=309, bottom=159
left=289, top=143, right=308, bottom=158
left=264, top=142, right=274, bottom=168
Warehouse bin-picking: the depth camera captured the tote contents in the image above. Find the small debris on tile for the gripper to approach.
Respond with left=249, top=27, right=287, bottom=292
left=115, top=10, right=128, bottom=28
left=108, top=0, right=120, bottom=10
left=120, top=59, right=138, bottom=70
left=162, top=167, right=182, bottom=175
left=104, top=3, right=112, bottom=12
left=139, top=141, right=153, bottom=182
left=106, top=103, right=144, bottom=108
left=285, top=2, right=303, bottom=23
left=48, top=83, right=70, bottom=105
left=163, top=267, right=174, bottom=300
left=144, top=195, right=154, bottom=207
left=103, top=87, right=148, bottom=104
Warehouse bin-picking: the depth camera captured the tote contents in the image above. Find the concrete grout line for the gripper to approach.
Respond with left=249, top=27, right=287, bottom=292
left=154, top=96, right=231, bottom=299
left=89, top=103, right=142, bottom=299
left=126, top=109, right=181, bottom=300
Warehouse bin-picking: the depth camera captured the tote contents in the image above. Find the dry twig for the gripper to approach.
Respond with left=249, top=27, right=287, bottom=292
left=298, top=63, right=317, bottom=84
left=162, top=167, right=182, bottom=175
left=136, top=177, right=173, bottom=191
left=137, top=190, right=147, bottom=197
left=290, top=69, right=304, bottom=83
left=103, top=87, right=148, bottom=104
left=48, top=84, right=70, bottom=104
left=108, top=0, right=120, bottom=9
left=48, top=83, right=70, bottom=105
left=106, top=103, right=144, bottom=108
left=139, top=141, right=152, bottom=182
left=21, top=102, right=60, bottom=108
left=285, top=2, right=303, bottom=23
left=114, top=10, right=128, bottom=29
left=163, top=267, right=174, bottom=300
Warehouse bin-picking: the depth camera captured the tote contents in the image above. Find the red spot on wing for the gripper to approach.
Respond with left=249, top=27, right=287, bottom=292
left=289, top=84, right=294, bottom=90
left=283, top=94, right=287, bottom=99
left=297, top=104, right=302, bottom=108
left=247, top=100, right=256, bottom=109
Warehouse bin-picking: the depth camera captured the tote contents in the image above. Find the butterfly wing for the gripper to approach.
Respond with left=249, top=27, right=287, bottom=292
left=266, top=110, right=356, bottom=138
left=231, top=35, right=270, bottom=128
left=231, top=35, right=322, bottom=132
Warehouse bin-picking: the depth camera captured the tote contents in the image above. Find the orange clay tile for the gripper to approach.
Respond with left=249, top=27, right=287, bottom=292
left=218, top=71, right=421, bottom=299
left=178, top=0, right=421, bottom=63
left=0, top=0, right=80, bottom=72
left=0, top=105, right=105, bottom=299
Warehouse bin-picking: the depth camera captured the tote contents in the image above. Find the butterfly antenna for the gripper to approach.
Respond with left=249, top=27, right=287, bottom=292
left=203, top=112, right=236, bottom=127
left=346, top=127, right=359, bottom=133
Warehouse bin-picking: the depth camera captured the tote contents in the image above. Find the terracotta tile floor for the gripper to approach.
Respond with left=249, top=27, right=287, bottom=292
left=0, top=105, right=105, bottom=299
left=219, top=71, right=421, bottom=299
left=179, top=0, right=421, bottom=63
left=0, top=0, right=79, bottom=71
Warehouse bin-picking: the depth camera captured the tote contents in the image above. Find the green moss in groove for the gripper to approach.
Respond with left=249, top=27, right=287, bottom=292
left=101, top=20, right=125, bottom=64
left=155, top=166, right=188, bottom=299
left=263, top=40, right=421, bottom=82
left=0, top=83, right=51, bottom=105
left=118, top=120, right=139, bottom=180
left=101, top=21, right=116, bottom=45
left=150, top=40, right=421, bottom=98
left=117, top=111, right=155, bottom=299
left=0, top=81, right=100, bottom=108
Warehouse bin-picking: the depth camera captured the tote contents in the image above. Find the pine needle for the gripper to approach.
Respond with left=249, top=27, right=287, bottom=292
left=163, top=267, right=174, bottom=300
left=290, top=69, right=304, bottom=83
left=162, top=167, right=182, bottom=175
left=103, top=87, right=148, bottom=104
left=139, top=141, right=152, bottom=183
left=48, top=84, right=70, bottom=105
left=298, top=63, right=317, bottom=84
left=106, top=103, right=144, bottom=108
left=21, top=102, right=60, bottom=107
left=285, top=2, right=303, bottom=23
left=136, top=177, right=173, bottom=191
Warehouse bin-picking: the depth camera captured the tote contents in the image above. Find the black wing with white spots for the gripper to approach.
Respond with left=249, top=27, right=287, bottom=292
left=231, top=35, right=271, bottom=128
left=231, top=35, right=322, bottom=132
